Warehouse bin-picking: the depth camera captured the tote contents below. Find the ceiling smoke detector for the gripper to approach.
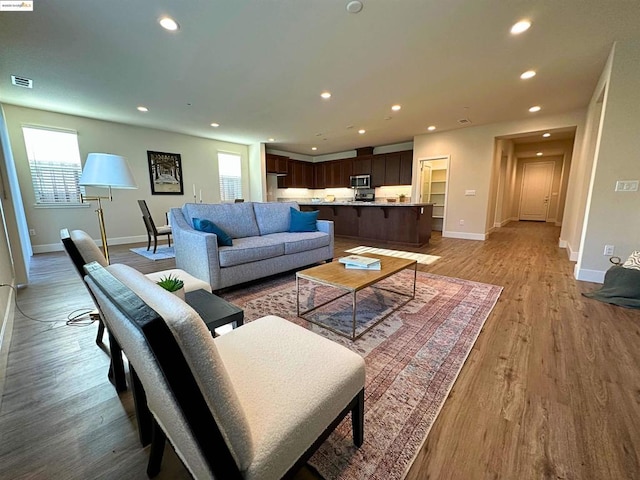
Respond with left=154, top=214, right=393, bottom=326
left=11, top=75, right=33, bottom=88
left=458, top=118, right=472, bottom=125
left=346, top=1, right=363, bottom=13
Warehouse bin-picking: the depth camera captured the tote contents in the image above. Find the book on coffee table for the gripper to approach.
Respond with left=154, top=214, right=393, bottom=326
left=344, top=262, right=381, bottom=270
left=338, top=255, right=381, bottom=269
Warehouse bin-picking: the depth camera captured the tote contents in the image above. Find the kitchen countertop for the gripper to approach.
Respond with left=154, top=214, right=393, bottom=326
left=298, top=201, right=432, bottom=207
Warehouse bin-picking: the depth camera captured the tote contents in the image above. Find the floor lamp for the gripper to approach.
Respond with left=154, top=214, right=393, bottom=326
left=79, top=153, right=137, bottom=264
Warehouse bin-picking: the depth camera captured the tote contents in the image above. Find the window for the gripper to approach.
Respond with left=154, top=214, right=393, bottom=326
left=218, top=152, right=242, bottom=201
left=22, top=126, right=84, bottom=205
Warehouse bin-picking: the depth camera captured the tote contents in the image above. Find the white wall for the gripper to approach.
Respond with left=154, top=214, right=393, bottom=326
left=413, top=110, right=586, bottom=240
left=575, top=41, right=640, bottom=282
left=3, top=104, right=250, bottom=252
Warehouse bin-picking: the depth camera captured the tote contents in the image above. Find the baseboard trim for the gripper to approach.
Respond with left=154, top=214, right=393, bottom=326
left=442, top=231, right=488, bottom=241
left=32, top=235, right=148, bottom=254
left=575, top=267, right=605, bottom=284
left=0, top=282, right=15, bottom=412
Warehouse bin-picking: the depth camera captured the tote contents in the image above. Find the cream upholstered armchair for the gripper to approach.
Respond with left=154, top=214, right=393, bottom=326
left=84, top=262, right=365, bottom=479
left=60, top=228, right=212, bottom=393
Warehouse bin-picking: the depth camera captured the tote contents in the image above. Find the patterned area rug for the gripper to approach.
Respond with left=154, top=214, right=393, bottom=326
left=221, top=270, right=502, bottom=479
left=345, top=246, right=440, bottom=265
left=129, top=246, right=175, bottom=260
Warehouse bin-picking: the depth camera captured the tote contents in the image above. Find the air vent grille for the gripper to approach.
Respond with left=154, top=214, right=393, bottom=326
left=458, top=118, right=472, bottom=125
left=11, top=75, right=33, bottom=88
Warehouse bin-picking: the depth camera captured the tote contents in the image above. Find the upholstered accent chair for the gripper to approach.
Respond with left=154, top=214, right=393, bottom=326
left=84, top=262, right=366, bottom=480
left=138, top=199, right=172, bottom=253
left=60, top=228, right=211, bottom=393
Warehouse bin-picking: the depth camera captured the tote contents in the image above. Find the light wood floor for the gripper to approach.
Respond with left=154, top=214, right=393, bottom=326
left=1, top=222, right=639, bottom=479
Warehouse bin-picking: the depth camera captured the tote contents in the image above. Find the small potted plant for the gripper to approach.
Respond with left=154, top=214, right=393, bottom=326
left=398, top=194, right=406, bottom=203
left=156, top=273, right=185, bottom=300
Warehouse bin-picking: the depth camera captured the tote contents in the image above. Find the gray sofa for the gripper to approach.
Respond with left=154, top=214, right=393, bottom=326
left=169, top=201, right=334, bottom=291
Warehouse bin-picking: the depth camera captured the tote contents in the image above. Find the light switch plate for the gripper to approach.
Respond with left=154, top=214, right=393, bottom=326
left=615, top=180, right=639, bottom=192
left=464, top=190, right=476, bottom=196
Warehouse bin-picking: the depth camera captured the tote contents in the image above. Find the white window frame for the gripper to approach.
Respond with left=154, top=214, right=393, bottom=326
left=22, top=125, right=85, bottom=206
left=217, top=152, right=243, bottom=202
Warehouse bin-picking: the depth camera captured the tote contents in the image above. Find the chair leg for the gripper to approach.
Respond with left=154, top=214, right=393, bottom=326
left=130, top=366, right=153, bottom=447
left=147, top=418, right=167, bottom=478
left=351, top=388, right=364, bottom=447
left=146, top=232, right=152, bottom=251
left=95, top=318, right=105, bottom=345
left=167, top=234, right=171, bottom=248
left=153, top=236, right=158, bottom=254
left=107, top=333, right=127, bottom=393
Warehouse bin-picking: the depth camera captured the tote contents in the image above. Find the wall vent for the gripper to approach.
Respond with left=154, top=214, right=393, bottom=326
left=11, top=75, right=33, bottom=88
left=457, top=118, right=472, bottom=125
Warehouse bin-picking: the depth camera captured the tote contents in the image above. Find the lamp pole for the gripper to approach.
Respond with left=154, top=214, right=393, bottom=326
left=81, top=188, right=112, bottom=264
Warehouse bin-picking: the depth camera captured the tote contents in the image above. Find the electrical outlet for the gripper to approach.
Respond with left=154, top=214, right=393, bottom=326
left=459, top=219, right=465, bottom=226
left=29, top=229, right=36, bottom=236
left=603, top=244, right=615, bottom=256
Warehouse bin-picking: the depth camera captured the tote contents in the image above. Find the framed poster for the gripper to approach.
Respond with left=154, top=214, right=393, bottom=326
left=147, top=150, right=184, bottom=195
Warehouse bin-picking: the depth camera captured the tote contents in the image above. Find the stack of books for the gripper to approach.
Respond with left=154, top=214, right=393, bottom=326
left=338, top=255, right=381, bottom=270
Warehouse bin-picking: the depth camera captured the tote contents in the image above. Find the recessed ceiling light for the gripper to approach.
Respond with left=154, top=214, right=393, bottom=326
left=536, top=152, right=543, bottom=156
left=427, top=125, right=436, bottom=131
left=137, top=106, right=148, bottom=112
left=358, top=129, right=366, bottom=134
left=210, top=122, right=220, bottom=127
left=543, top=133, right=551, bottom=138
left=346, top=1, right=363, bottom=14
left=268, top=138, right=275, bottom=142
left=529, top=105, right=541, bottom=113
left=320, top=91, right=331, bottom=99
left=159, top=17, right=179, bottom=31
left=511, top=20, right=531, bottom=35
left=312, top=147, right=318, bottom=151
left=520, top=70, right=536, bottom=79
left=391, top=104, right=401, bottom=111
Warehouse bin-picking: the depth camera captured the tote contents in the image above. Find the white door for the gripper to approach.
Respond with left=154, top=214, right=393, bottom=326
left=419, top=163, right=431, bottom=202
left=519, top=161, right=554, bottom=221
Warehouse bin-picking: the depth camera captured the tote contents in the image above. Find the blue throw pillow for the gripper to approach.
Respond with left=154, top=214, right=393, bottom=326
left=192, top=218, right=233, bottom=246
left=289, top=207, right=318, bottom=232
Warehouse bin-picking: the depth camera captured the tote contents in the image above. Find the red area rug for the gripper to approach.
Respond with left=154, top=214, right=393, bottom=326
left=221, top=270, right=502, bottom=479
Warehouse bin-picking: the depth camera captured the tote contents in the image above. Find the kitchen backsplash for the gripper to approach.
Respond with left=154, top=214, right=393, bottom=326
left=271, top=184, right=413, bottom=203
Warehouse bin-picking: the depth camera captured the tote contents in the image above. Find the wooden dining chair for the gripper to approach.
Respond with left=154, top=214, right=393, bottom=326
left=138, top=200, right=172, bottom=253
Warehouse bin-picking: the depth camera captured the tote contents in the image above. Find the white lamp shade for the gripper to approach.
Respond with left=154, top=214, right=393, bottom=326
left=79, top=153, right=137, bottom=189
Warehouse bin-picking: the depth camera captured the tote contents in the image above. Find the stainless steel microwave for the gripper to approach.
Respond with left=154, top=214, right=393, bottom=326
left=350, top=174, right=371, bottom=188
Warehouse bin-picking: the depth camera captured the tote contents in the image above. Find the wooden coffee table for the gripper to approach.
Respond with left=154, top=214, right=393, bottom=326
left=296, top=254, right=417, bottom=340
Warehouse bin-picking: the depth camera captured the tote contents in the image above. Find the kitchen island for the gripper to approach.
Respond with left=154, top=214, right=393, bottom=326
left=299, top=201, right=433, bottom=246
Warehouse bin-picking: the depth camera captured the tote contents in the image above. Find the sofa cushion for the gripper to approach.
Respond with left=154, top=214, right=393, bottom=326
left=253, top=202, right=299, bottom=235
left=262, top=232, right=330, bottom=255
left=289, top=207, right=318, bottom=232
left=183, top=203, right=260, bottom=239
left=218, top=236, right=285, bottom=268
left=193, top=218, right=233, bottom=246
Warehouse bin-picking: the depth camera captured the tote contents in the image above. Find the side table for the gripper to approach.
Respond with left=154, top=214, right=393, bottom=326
left=185, top=289, right=244, bottom=335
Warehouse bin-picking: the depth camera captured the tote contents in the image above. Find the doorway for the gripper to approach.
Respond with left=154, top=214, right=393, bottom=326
left=518, top=161, right=554, bottom=221
left=419, top=156, right=449, bottom=232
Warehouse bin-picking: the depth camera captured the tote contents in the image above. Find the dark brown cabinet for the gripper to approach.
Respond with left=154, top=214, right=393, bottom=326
left=371, top=155, right=386, bottom=187
left=352, top=156, right=372, bottom=175
left=384, top=153, right=401, bottom=185
left=399, top=150, right=413, bottom=185
left=279, top=160, right=314, bottom=188
left=270, top=149, right=412, bottom=188
left=314, top=162, right=326, bottom=189
left=266, top=153, right=288, bottom=174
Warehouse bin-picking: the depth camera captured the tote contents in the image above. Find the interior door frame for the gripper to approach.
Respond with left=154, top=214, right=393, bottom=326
left=418, top=155, right=450, bottom=234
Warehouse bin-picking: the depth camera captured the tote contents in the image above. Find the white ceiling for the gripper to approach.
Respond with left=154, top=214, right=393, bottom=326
left=1, top=1, right=639, bottom=156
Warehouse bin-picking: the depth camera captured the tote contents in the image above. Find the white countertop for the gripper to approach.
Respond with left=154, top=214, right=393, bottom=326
left=297, top=201, right=432, bottom=207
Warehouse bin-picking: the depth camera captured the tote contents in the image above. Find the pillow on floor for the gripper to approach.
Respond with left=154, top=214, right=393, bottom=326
left=289, top=207, right=318, bottom=232
left=193, top=218, right=233, bottom=246
left=623, top=250, right=640, bottom=270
